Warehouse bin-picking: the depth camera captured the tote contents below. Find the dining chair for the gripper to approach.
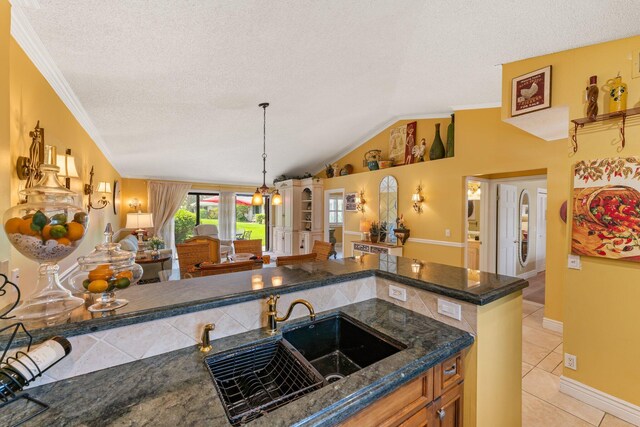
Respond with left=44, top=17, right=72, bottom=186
left=233, top=239, right=263, bottom=257
left=175, top=242, right=211, bottom=278
left=276, top=253, right=317, bottom=266
left=184, top=235, right=221, bottom=264
left=311, top=240, right=333, bottom=261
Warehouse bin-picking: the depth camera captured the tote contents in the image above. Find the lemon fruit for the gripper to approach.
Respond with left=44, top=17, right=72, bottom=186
left=87, top=279, right=109, bottom=293
left=115, top=270, right=133, bottom=280
left=88, top=268, right=114, bottom=281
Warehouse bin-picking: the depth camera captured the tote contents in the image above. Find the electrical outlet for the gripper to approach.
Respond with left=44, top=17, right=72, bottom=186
left=564, top=353, right=577, bottom=370
left=445, top=229, right=451, bottom=237
left=568, top=254, right=581, bottom=270
left=389, top=284, right=407, bottom=302
left=437, top=298, right=462, bottom=320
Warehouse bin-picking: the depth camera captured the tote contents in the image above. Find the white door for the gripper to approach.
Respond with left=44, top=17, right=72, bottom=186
left=497, top=184, right=518, bottom=276
left=536, top=190, right=547, bottom=272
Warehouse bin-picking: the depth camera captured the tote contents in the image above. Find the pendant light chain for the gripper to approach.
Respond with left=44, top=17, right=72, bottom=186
left=261, top=103, right=267, bottom=191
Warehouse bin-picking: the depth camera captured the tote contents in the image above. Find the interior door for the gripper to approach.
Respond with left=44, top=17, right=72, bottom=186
left=497, top=184, right=518, bottom=276
left=536, top=190, right=547, bottom=271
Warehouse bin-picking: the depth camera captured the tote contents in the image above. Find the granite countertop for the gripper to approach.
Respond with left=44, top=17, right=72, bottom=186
left=1, top=299, right=473, bottom=427
left=1, top=254, right=526, bottom=345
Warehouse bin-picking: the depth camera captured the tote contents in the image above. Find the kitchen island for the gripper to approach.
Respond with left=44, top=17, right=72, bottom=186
left=0, top=254, right=526, bottom=426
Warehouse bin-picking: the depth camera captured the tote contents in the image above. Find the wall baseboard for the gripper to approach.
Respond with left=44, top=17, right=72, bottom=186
left=559, top=376, right=640, bottom=426
left=542, top=317, right=563, bottom=334
left=518, top=270, right=538, bottom=280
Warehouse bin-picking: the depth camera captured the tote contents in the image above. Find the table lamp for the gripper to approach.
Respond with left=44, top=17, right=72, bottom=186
left=359, top=218, right=371, bottom=242
left=126, top=212, right=154, bottom=244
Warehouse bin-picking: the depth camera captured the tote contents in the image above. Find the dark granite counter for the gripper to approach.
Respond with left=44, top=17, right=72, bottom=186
left=0, top=299, right=474, bottom=427
left=1, top=254, right=526, bottom=345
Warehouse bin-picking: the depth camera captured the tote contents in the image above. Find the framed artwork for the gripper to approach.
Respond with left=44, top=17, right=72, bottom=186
left=403, top=121, right=417, bottom=165
left=572, top=157, right=640, bottom=262
left=112, top=180, right=121, bottom=215
left=389, top=124, right=407, bottom=165
left=511, top=65, right=551, bottom=116
left=345, top=193, right=357, bottom=212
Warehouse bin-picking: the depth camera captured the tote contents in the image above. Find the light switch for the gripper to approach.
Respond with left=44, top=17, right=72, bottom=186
left=445, top=229, right=451, bottom=237
left=568, top=254, right=581, bottom=270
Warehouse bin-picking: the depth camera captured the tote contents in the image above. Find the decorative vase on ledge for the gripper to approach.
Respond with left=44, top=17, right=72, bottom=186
left=429, top=123, right=445, bottom=161
left=394, top=228, right=410, bottom=245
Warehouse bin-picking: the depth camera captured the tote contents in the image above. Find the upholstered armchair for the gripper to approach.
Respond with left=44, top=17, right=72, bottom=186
left=193, top=224, right=233, bottom=257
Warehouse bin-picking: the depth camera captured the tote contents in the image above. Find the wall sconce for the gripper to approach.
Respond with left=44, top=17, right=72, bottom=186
left=56, top=149, right=79, bottom=190
left=129, top=198, right=141, bottom=211
left=468, top=182, right=481, bottom=200
left=411, top=259, right=423, bottom=275
left=84, top=166, right=112, bottom=212
left=16, top=121, right=45, bottom=189
left=412, top=185, right=424, bottom=213
left=355, top=190, right=366, bottom=213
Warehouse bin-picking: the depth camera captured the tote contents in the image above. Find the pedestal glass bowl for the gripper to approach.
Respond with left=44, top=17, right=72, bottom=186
left=2, top=164, right=88, bottom=325
left=69, top=225, right=142, bottom=312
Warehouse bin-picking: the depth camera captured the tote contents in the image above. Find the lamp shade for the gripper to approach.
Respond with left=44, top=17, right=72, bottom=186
left=251, top=189, right=263, bottom=206
left=126, top=212, right=154, bottom=230
left=359, top=219, right=371, bottom=232
left=56, top=154, right=79, bottom=178
left=271, top=190, right=282, bottom=206
left=97, top=181, right=112, bottom=194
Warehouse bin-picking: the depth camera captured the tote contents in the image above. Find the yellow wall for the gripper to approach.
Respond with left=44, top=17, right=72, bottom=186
left=0, top=1, right=10, bottom=264
left=502, top=35, right=640, bottom=406
left=323, top=109, right=561, bottom=301
left=8, top=36, right=121, bottom=296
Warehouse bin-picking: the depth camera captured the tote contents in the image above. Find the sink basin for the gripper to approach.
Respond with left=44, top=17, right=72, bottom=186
left=205, top=339, right=324, bottom=426
left=283, top=313, right=406, bottom=383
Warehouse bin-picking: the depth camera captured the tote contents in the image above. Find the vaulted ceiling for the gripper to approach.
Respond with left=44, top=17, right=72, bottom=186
left=11, top=0, right=640, bottom=185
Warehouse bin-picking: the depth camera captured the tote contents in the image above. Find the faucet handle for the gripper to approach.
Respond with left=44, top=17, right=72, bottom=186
left=267, top=294, right=280, bottom=303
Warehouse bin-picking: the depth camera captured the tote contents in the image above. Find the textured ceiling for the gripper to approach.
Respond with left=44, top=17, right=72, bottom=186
left=13, top=1, right=640, bottom=185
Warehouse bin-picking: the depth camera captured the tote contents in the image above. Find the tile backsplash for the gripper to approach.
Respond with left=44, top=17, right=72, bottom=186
left=27, top=275, right=477, bottom=387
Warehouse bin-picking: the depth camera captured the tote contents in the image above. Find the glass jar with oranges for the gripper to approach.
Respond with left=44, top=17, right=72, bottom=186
left=3, top=160, right=88, bottom=325
left=69, top=224, right=142, bottom=312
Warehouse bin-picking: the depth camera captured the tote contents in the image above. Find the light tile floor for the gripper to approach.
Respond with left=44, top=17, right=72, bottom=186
left=522, top=300, right=637, bottom=426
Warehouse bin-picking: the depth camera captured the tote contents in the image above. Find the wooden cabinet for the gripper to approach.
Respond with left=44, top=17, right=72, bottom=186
left=273, top=178, right=323, bottom=256
left=340, top=352, right=464, bottom=427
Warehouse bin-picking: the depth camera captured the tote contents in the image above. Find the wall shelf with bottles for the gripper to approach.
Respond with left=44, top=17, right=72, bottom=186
left=571, top=106, right=640, bottom=153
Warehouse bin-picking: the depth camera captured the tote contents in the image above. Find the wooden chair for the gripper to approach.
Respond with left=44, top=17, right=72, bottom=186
left=190, top=260, right=256, bottom=277
left=184, top=236, right=221, bottom=264
left=311, top=240, right=333, bottom=261
left=276, top=253, right=318, bottom=266
left=233, top=239, right=263, bottom=257
left=175, top=242, right=211, bottom=278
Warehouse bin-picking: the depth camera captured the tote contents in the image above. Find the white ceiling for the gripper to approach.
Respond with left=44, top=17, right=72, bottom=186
left=12, top=1, right=640, bottom=185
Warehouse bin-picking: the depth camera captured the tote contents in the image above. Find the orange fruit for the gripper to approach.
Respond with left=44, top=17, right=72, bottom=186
left=4, top=218, right=23, bottom=234
left=42, top=225, right=53, bottom=240
left=56, top=237, right=71, bottom=246
left=95, top=264, right=111, bottom=270
left=88, top=268, right=114, bottom=281
left=115, top=270, right=133, bottom=280
left=18, top=218, right=38, bottom=236
left=87, top=279, right=109, bottom=293
left=66, top=222, right=85, bottom=241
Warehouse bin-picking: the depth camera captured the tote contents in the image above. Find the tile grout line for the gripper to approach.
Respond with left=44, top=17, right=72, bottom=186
left=523, top=390, right=602, bottom=426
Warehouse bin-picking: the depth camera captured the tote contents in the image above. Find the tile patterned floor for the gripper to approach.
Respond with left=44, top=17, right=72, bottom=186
left=522, top=300, right=637, bottom=426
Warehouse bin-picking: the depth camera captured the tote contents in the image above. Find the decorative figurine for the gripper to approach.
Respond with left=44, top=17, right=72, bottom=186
left=586, top=75, right=599, bottom=120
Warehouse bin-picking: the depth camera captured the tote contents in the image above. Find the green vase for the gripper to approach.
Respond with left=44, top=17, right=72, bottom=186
left=429, top=123, right=445, bottom=160
left=446, top=114, right=455, bottom=158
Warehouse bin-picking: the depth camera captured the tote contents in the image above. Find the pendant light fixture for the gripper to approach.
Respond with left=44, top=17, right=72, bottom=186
left=252, top=102, right=282, bottom=206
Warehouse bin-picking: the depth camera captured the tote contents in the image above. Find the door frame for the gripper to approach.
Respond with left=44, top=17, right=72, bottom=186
left=536, top=188, right=547, bottom=273
left=464, top=177, right=490, bottom=271
left=324, top=188, right=345, bottom=251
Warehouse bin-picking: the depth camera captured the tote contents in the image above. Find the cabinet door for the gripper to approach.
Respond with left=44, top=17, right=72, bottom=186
left=431, top=383, right=463, bottom=427
left=399, top=405, right=432, bottom=427
left=283, top=188, right=293, bottom=228
left=284, top=231, right=293, bottom=255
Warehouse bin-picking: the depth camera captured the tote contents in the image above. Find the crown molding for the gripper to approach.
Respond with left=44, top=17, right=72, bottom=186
left=10, top=4, right=119, bottom=173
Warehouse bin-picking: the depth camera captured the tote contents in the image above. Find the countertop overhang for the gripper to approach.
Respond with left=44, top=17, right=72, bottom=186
left=1, top=254, right=527, bottom=345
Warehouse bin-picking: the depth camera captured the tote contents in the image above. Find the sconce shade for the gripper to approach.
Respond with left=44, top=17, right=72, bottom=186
left=359, top=219, right=371, bottom=232
left=412, top=193, right=421, bottom=202
left=56, top=154, right=79, bottom=178
left=126, top=212, right=154, bottom=230
left=97, top=181, right=112, bottom=194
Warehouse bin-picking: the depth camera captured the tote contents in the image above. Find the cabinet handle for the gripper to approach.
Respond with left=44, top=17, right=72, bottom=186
left=443, top=364, right=457, bottom=376
left=437, top=408, right=446, bottom=420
